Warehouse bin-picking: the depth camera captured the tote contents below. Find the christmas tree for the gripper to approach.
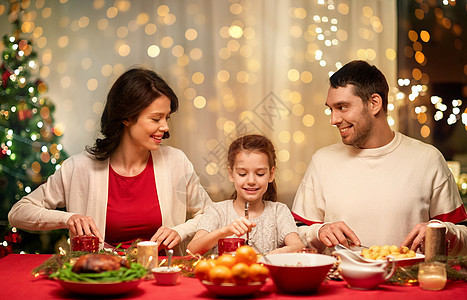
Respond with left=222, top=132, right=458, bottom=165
left=0, top=4, right=68, bottom=255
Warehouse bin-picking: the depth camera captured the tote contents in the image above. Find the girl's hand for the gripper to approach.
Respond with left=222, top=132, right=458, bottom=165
left=223, top=217, right=256, bottom=237
left=67, top=214, right=104, bottom=243
left=150, top=226, right=181, bottom=250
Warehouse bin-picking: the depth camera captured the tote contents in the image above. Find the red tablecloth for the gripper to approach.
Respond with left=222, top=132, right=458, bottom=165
left=1, top=254, right=466, bottom=299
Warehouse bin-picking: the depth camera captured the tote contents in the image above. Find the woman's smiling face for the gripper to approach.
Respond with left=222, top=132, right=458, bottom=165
left=123, top=95, right=171, bottom=152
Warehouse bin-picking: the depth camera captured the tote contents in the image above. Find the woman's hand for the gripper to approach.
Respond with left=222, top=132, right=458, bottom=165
left=222, top=217, right=256, bottom=237
left=150, top=226, right=181, bottom=250
left=67, top=214, right=104, bottom=243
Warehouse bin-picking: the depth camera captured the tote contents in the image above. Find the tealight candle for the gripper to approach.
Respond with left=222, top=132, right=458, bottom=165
left=218, top=238, right=245, bottom=256
left=418, top=262, right=447, bottom=291
left=71, top=236, right=99, bottom=252
left=137, top=241, right=158, bottom=269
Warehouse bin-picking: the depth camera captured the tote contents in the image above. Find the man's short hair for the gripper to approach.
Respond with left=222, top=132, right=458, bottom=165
left=329, top=60, right=389, bottom=113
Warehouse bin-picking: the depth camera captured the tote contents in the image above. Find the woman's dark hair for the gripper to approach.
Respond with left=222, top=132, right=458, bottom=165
left=86, top=67, right=178, bottom=160
left=329, top=60, right=389, bottom=113
left=227, top=134, right=277, bottom=202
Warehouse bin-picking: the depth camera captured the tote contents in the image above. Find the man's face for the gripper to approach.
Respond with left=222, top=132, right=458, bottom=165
left=325, top=85, right=374, bottom=148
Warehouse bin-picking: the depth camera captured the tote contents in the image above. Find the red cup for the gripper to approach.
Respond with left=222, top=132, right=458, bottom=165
left=71, top=236, right=99, bottom=252
left=218, top=238, right=245, bottom=256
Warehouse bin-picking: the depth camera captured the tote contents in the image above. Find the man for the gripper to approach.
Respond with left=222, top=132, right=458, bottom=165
left=292, top=60, right=467, bottom=255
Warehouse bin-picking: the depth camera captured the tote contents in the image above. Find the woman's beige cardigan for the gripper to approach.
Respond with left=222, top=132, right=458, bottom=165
left=8, top=145, right=213, bottom=254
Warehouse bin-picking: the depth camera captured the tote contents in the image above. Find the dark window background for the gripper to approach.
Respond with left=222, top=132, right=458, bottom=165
left=397, top=0, right=467, bottom=165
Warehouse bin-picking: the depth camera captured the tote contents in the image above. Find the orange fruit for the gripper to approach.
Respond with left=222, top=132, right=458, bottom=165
left=231, top=262, right=250, bottom=284
left=216, top=254, right=236, bottom=268
left=194, top=259, right=216, bottom=281
left=209, top=265, right=232, bottom=285
left=248, top=263, right=269, bottom=282
left=235, top=245, right=257, bottom=265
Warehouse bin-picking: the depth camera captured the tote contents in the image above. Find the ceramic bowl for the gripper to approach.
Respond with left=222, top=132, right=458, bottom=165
left=151, top=266, right=181, bottom=285
left=259, top=253, right=336, bottom=294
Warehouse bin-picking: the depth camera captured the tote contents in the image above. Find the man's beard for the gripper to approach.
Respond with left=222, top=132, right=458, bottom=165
left=342, top=110, right=374, bottom=148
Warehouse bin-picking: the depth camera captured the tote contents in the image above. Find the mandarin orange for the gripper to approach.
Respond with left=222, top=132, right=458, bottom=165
left=209, top=265, right=232, bottom=284
left=235, top=245, right=257, bottom=265
left=248, top=263, right=269, bottom=282
left=231, top=262, right=250, bottom=284
left=216, top=254, right=236, bottom=268
left=194, top=259, right=216, bottom=281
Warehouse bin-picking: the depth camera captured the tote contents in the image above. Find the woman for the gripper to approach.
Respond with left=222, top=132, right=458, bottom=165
left=8, top=68, right=212, bottom=254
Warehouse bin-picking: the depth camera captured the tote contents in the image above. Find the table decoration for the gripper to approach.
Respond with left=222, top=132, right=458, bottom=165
left=388, top=255, right=467, bottom=286
left=137, top=241, right=158, bottom=269
left=70, top=236, right=99, bottom=252
left=418, top=261, right=447, bottom=290
left=218, top=237, right=245, bottom=256
left=425, top=222, right=446, bottom=262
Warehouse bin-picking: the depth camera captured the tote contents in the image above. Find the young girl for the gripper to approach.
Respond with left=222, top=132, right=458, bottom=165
left=187, top=134, right=304, bottom=255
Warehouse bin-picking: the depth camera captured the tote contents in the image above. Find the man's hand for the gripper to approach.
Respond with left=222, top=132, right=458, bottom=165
left=150, top=226, right=182, bottom=250
left=67, top=214, right=104, bottom=243
left=318, top=221, right=360, bottom=248
left=400, top=222, right=428, bottom=252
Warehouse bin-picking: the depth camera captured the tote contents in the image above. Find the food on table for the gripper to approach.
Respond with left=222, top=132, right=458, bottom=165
left=209, top=265, right=233, bottom=284
left=248, top=263, right=270, bottom=282
left=231, top=262, right=250, bottom=284
left=361, top=245, right=416, bottom=260
left=49, top=253, right=146, bottom=283
left=235, top=245, right=258, bottom=265
left=72, top=254, right=130, bottom=273
left=193, top=245, right=269, bottom=285
left=194, top=259, right=217, bottom=281
left=216, top=253, right=237, bottom=268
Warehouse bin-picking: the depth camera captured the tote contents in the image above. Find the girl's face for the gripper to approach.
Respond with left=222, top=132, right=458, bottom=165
left=228, top=151, right=275, bottom=203
left=122, top=95, right=171, bottom=152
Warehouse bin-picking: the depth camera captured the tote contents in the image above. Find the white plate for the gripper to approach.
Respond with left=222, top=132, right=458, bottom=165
left=56, top=278, right=143, bottom=296
left=353, top=251, right=425, bottom=266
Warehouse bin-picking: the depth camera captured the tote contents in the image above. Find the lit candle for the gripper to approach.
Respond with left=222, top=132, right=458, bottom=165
left=418, top=262, right=447, bottom=291
left=425, top=222, right=446, bottom=262
left=137, top=241, right=158, bottom=269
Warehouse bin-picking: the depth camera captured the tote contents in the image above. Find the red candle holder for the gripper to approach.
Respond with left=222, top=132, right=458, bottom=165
left=71, top=236, right=99, bottom=252
left=218, top=238, right=245, bottom=256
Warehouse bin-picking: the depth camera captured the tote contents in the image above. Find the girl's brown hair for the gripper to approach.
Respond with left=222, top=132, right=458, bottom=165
left=227, top=134, right=277, bottom=202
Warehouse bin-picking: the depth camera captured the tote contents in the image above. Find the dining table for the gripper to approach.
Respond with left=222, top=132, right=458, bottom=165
left=1, top=253, right=466, bottom=299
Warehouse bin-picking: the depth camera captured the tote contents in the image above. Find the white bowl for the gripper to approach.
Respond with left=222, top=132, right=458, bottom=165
left=259, top=253, right=336, bottom=294
left=151, top=266, right=181, bottom=285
